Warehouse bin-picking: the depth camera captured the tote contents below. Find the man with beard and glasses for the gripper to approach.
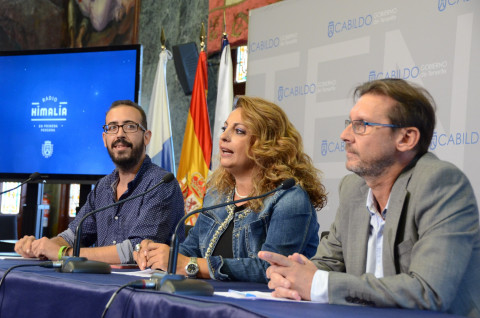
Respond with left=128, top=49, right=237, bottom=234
left=259, top=79, right=480, bottom=317
left=15, top=100, right=185, bottom=265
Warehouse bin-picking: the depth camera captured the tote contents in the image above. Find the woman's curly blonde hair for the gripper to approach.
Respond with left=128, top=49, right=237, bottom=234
left=208, top=96, right=327, bottom=212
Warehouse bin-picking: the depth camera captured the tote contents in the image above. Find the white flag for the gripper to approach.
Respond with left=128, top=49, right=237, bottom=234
left=211, top=38, right=233, bottom=170
left=147, top=50, right=176, bottom=175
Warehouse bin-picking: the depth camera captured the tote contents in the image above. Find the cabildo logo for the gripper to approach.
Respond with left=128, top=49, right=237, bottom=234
left=249, top=37, right=279, bottom=53
left=369, top=62, right=448, bottom=81
left=438, top=0, right=471, bottom=12
left=321, top=140, right=345, bottom=156
left=249, top=33, right=298, bottom=54
left=429, top=131, right=479, bottom=151
left=368, top=65, right=420, bottom=81
left=277, top=80, right=336, bottom=101
left=42, top=140, right=54, bottom=159
left=328, top=14, right=373, bottom=38
left=277, top=83, right=315, bottom=102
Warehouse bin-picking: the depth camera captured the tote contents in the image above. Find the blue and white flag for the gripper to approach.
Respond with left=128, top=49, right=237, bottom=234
left=147, top=50, right=176, bottom=175
left=211, top=35, right=234, bottom=170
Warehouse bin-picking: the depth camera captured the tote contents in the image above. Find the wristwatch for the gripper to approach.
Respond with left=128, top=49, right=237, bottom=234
left=185, top=257, right=199, bottom=278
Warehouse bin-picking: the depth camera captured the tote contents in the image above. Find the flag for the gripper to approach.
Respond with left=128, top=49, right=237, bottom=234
left=147, top=50, right=176, bottom=175
left=177, top=50, right=212, bottom=225
left=211, top=35, right=233, bottom=170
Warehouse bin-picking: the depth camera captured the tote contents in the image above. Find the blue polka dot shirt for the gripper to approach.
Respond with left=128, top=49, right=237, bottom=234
left=58, top=156, right=185, bottom=263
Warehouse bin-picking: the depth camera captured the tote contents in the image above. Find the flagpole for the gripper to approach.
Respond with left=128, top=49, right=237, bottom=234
left=200, top=22, right=206, bottom=52
left=161, top=27, right=166, bottom=51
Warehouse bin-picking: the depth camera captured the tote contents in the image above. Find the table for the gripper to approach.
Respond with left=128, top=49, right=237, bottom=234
left=0, top=258, right=462, bottom=318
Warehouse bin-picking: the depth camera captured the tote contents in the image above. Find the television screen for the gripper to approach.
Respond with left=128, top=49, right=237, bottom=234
left=0, top=45, right=142, bottom=183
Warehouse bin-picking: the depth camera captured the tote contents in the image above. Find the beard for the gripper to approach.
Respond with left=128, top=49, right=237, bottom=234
left=107, top=138, right=145, bottom=171
left=346, top=147, right=395, bottom=178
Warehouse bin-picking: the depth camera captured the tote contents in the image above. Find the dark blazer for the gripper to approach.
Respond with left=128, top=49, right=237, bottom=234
left=312, top=152, right=480, bottom=317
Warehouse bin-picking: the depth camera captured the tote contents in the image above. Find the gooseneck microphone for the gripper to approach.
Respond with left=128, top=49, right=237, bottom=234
left=159, top=178, right=296, bottom=296
left=0, top=172, right=41, bottom=195
left=60, top=172, right=175, bottom=274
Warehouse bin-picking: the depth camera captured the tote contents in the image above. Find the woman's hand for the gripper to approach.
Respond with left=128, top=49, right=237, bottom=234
left=133, top=239, right=190, bottom=274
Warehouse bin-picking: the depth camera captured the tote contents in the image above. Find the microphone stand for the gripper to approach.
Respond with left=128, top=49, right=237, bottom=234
left=0, top=172, right=41, bottom=195
left=158, top=178, right=296, bottom=295
left=60, top=173, right=175, bottom=273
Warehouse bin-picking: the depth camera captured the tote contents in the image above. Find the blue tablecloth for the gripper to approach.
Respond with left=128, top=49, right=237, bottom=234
left=0, top=258, right=462, bottom=318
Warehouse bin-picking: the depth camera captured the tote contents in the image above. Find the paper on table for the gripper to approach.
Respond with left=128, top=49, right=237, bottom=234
left=111, top=268, right=166, bottom=278
left=0, top=255, right=40, bottom=260
left=215, top=290, right=309, bottom=302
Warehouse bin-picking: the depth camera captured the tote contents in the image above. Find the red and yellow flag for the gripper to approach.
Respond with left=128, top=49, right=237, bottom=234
left=177, top=50, right=212, bottom=225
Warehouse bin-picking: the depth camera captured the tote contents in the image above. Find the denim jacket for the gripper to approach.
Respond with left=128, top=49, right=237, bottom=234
left=178, top=185, right=320, bottom=283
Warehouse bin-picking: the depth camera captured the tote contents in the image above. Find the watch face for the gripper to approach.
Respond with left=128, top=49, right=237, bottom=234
left=186, top=264, right=198, bottom=274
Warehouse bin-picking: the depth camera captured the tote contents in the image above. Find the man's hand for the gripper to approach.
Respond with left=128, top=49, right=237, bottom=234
left=133, top=239, right=154, bottom=270
left=258, top=251, right=317, bottom=301
left=30, top=237, right=63, bottom=260
left=14, top=236, right=37, bottom=258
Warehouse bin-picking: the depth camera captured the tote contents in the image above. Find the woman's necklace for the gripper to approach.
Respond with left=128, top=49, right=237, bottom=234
left=235, top=187, right=248, bottom=199
left=204, top=189, right=251, bottom=258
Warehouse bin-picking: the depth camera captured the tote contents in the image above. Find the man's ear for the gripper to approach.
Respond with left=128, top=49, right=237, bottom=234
left=396, top=127, right=420, bottom=152
left=144, top=130, right=152, bottom=146
left=102, top=132, right=108, bottom=148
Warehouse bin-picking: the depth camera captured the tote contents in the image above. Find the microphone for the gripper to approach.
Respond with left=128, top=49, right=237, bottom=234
left=0, top=172, right=41, bottom=195
left=159, top=178, right=296, bottom=296
left=60, top=172, right=175, bottom=274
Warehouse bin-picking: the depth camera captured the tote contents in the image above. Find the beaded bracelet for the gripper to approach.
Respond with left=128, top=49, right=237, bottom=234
left=58, top=246, right=68, bottom=260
